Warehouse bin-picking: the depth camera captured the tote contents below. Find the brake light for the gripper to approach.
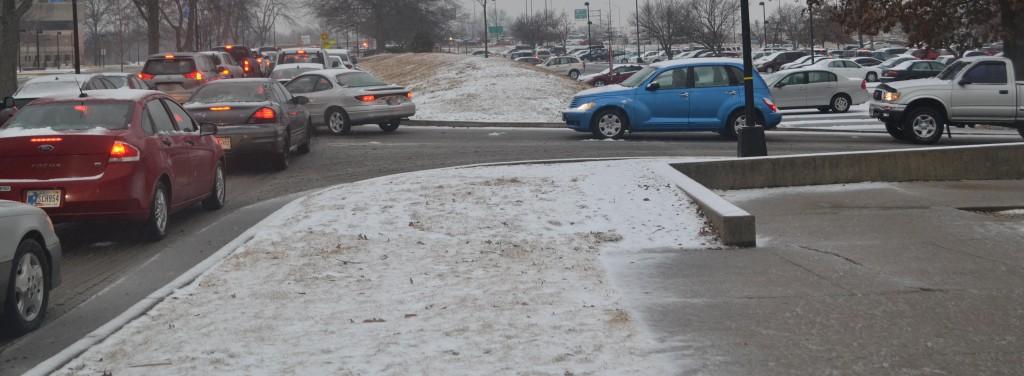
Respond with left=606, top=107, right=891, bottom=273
left=861, top=80, right=867, bottom=90
left=257, top=57, right=263, bottom=63
left=884, top=70, right=899, bottom=77
left=183, top=71, right=204, bottom=80
left=109, top=140, right=141, bottom=162
left=164, top=54, right=175, bottom=59
left=762, top=98, right=778, bottom=113
left=298, top=50, right=306, bottom=54
left=248, top=107, right=276, bottom=123
left=225, top=45, right=233, bottom=49
left=30, top=137, right=63, bottom=143
left=210, top=106, right=232, bottom=111
left=357, top=95, right=376, bottom=103
left=243, top=60, right=250, bottom=72
left=406, top=92, right=414, bottom=99
left=138, top=72, right=155, bottom=80
left=73, top=105, right=88, bottom=113
left=221, top=69, right=230, bottom=76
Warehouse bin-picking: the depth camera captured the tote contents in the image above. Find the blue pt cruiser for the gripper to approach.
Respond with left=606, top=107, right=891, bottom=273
left=562, top=58, right=783, bottom=139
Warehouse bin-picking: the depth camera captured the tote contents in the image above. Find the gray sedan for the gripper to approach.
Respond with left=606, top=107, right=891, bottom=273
left=0, top=200, right=61, bottom=336
left=284, top=69, right=415, bottom=134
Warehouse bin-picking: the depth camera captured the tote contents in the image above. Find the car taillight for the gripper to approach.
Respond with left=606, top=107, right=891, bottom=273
left=357, top=95, right=376, bottom=103
left=861, top=80, right=867, bottom=90
left=109, top=140, right=141, bottom=162
left=762, top=98, right=778, bottom=113
left=30, top=137, right=63, bottom=143
left=138, top=72, right=155, bottom=80
left=243, top=60, right=250, bottom=72
left=221, top=69, right=230, bottom=76
left=183, top=71, right=204, bottom=80
left=884, top=70, right=899, bottom=77
left=406, top=92, right=414, bottom=99
left=248, top=107, right=276, bottom=123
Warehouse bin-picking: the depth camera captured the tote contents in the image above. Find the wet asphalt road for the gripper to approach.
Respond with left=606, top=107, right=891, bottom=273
left=1, top=125, right=1021, bottom=374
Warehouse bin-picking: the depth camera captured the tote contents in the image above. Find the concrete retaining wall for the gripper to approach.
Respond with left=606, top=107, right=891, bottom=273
left=671, top=143, right=1024, bottom=190
left=654, top=164, right=756, bottom=247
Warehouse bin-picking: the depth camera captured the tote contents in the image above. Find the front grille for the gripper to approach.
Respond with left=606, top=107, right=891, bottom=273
left=569, top=97, right=582, bottom=109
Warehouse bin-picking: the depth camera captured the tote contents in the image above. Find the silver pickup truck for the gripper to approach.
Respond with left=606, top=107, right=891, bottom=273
left=869, top=56, right=1024, bottom=144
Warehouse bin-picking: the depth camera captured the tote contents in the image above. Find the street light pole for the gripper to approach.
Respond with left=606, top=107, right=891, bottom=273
left=758, top=2, right=766, bottom=48
left=634, top=0, right=641, bottom=63
left=56, top=32, right=61, bottom=69
left=35, top=30, right=41, bottom=69
left=585, top=2, right=592, bottom=57
left=72, top=0, right=81, bottom=73
left=737, top=0, right=767, bottom=157
left=482, top=0, right=489, bottom=58
left=808, top=3, right=814, bottom=63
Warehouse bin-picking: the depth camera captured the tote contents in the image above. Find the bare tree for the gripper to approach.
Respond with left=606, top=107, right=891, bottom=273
left=631, top=0, right=689, bottom=59
left=252, top=0, right=292, bottom=47
left=509, top=9, right=558, bottom=48
left=556, top=12, right=573, bottom=51
left=1, top=0, right=34, bottom=95
left=130, top=0, right=161, bottom=54
left=83, top=0, right=116, bottom=64
left=776, top=3, right=805, bottom=49
left=690, top=0, right=738, bottom=53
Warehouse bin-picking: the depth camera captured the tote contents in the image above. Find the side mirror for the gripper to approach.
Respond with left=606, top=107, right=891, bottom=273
left=958, top=80, right=971, bottom=86
left=1, top=97, right=13, bottom=109
left=332, top=61, right=342, bottom=68
left=775, top=82, right=786, bottom=88
left=200, top=123, right=218, bottom=136
left=291, top=96, right=310, bottom=105
left=646, top=82, right=660, bottom=91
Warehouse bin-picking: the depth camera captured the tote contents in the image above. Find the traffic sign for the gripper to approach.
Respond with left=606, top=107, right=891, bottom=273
left=574, top=9, right=587, bottom=20
left=488, top=26, right=503, bottom=34
left=320, top=32, right=329, bottom=42
left=301, top=35, right=311, bottom=44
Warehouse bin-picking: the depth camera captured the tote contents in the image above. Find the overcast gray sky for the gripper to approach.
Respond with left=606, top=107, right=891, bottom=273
left=462, top=0, right=647, bottom=29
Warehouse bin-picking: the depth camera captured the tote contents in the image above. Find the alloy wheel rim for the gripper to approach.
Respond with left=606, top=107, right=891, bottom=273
left=15, top=253, right=44, bottom=322
left=329, top=113, right=344, bottom=133
left=215, top=167, right=225, bottom=203
left=835, top=97, right=849, bottom=111
left=598, top=114, right=622, bottom=137
left=154, top=189, right=167, bottom=233
left=912, top=114, right=938, bottom=138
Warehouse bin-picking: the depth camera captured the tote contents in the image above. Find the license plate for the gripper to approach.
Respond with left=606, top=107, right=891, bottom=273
left=0, top=186, right=10, bottom=192
left=217, top=137, right=232, bottom=150
left=26, top=190, right=62, bottom=208
left=386, top=96, right=405, bottom=105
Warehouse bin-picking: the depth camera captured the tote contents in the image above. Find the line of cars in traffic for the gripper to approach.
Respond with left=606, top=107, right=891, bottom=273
left=0, top=46, right=415, bottom=336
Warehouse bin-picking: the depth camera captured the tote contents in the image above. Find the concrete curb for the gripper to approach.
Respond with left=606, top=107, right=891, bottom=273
left=405, top=119, right=564, bottom=128
left=652, top=163, right=756, bottom=247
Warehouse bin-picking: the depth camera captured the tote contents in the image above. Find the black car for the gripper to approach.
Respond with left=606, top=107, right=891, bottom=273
left=183, top=78, right=312, bottom=170
left=757, top=51, right=807, bottom=73
left=880, top=60, right=946, bottom=82
left=212, top=45, right=264, bottom=77
left=140, top=52, right=224, bottom=102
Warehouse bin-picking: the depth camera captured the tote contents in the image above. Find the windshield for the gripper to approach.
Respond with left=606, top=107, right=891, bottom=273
left=14, top=81, right=82, bottom=98
left=937, top=61, right=970, bottom=80
left=4, top=102, right=133, bottom=130
left=279, top=52, right=323, bottom=64
left=105, top=76, right=127, bottom=88
left=336, top=72, right=387, bottom=87
left=187, top=82, right=270, bottom=103
left=619, top=66, right=657, bottom=87
left=144, top=59, right=197, bottom=75
left=271, top=67, right=319, bottom=80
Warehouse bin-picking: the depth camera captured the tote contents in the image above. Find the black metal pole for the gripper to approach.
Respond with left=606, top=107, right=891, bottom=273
left=634, top=0, right=641, bottom=63
left=483, top=0, right=489, bottom=58
left=759, top=2, right=766, bottom=48
left=56, top=32, right=61, bottom=69
left=35, top=30, right=40, bottom=69
left=72, top=0, right=81, bottom=73
left=737, top=0, right=767, bottom=158
left=585, top=2, right=592, bottom=57
left=808, top=2, right=814, bottom=63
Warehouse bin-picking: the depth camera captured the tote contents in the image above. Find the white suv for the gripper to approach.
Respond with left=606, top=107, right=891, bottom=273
left=538, top=56, right=586, bottom=79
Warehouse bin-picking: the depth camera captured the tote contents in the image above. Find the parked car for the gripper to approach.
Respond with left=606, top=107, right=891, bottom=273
left=579, top=64, right=645, bottom=87
left=852, top=57, right=883, bottom=67
left=935, top=55, right=958, bottom=65
left=880, top=60, right=946, bottom=82
left=562, top=59, right=782, bottom=139
left=757, top=51, right=807, bottom=73
left=0, top=200, right=61, bottom=336
left=963, top=50, right=990, bottom=58
left=780, top=55, right=826, bottom=70
left=537, top=56, right=585, bottom=79
left=471, top=50, right=489, bottom=57
left=864, top=55, right=918, bottom=82
left=807, top=59, right=874, bottom=81
left=509, top=51, right=535, bottom=60
left=535, top=49, right=553, bottom=60
left=201, top=51, right=244, bottom=79
left=212, top=45, right=264, bottom=77
left=767, top=68, right=868, bottom=113
left=276, top=48, right=326, bottom=66
left=1, top=74, right=124, bottom=124
left=650, top=49, right=682, bottom=63
left=139, top=52, right=222, bottom=102
left=870, top=56, right=1024, bottom=143
left=908, top=48, right=941, bottom=60
left=270, top=63, right=326, bottom=85
left=325, top=49, right=355, bottom=69
left=184, top=79, right=311, bottom=170
left=636, top=51, right=660, bottom=63
left=0, top=90, right=226, bottom=240
left=515, top=56, right=544, bottom=65
left=879, top=47, right=909, bottom=56
left=285, top=69, right=415, bottom=135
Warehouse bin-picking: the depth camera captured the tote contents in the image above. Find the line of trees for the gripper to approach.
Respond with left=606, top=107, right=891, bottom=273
left=306, top=0, right=460, bottom=53
left=631, top=0, right=742, bottom=59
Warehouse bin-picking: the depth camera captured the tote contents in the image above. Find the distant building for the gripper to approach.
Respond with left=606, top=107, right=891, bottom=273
left=20, top=0, right=77, bottom=70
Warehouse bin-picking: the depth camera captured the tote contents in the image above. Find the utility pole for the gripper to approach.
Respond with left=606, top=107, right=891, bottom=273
left=72, top=0, right=81, bottom=73
left=56, top=32, right=61, bottom=69
left=482, top=0, right=489, bottom=58
left=35, top=30, right=41, bottom=69
left=585, top=2, right=592, bottom=57
left=737, top=0, right=767, bottom=157
left=634, top=0, right=641, bottom=63
left=758, top=2, right=766, bottom=48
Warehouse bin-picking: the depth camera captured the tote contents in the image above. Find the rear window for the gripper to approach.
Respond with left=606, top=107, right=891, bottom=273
left=4, top=102, right=134, bottom=131
left=271, top=68, right=318, bottom=80
left=105, top=76, right=127, bottom=88
left=144, top=59, right=197, bottom=75
left=14, top=81, right=81, bottom=99
left=279, top=52, right=323, bottom=64
left=187, top=82, right=271, bottom=104
left=335, top=72, right=387, bottom=87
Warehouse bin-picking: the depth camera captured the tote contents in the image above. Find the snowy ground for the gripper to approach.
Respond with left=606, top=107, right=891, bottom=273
left=55, top=159, right=716, bottom=375
left=361, top=53, right=586, bottom=123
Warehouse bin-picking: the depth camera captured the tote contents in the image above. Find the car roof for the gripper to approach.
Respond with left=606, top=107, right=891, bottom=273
left=280, top=47, right=323, bottom=53
left=303, top=68, right=360, bottom=76
left=204, top=78, right=274, bottom=84
left=956, top=56, right=1012, bottom=64
left=272, top=63, right=326, bottom=70
left=147, top=52, right=199, bottom=59
left=650, top=57, right=744, bottom=69
left=33, top=89, right=164, bottom=103
left=24, top=74, right=98, bottom=85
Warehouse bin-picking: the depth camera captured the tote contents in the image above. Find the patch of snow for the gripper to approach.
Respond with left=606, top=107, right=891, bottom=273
left=721, top=181, right=900, bottom=202
left=487, top=132, right=505, bottom=136
left=55, top=159, right=714, bottom=375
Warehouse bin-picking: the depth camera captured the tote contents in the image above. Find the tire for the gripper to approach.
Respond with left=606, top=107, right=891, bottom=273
left=590, top=108, right=628, bottom=139
left=272, top=131, right=290, bottom=171
left=325, top=108, right=350, bottom=135
left=594, top=80, right=606, bottom=87
left=867, top=72, right=878, bottom=82
left=902, top=106, right=945, bottom=144
left=830, top=94, right=852, bottom=113
left=568, top=70, right=580, bottom=80
left=297, top=119, right=312, bottom=154
left=885, top=122, right=906, bottom=140
left=2, top=238, right=49, bottom=336
left=721, top=109, right=764, bottom=139
left=1019, top=127, right=1024, bottom=140
left=378, top=120, right=400, bottom=133
left=143, top=183, right=169, bottom=241
left=201, top=162, right=226, bottom=210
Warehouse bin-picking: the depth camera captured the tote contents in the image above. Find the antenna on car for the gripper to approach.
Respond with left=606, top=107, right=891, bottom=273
left=70, top=74, right=87, bottom=98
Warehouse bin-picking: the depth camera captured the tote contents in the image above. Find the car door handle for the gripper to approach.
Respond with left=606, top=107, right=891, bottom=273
left=725, top=90, right=738, bottom=95
left=1000, top=90, right=1009, bottom=94
left=679, top=92, right=689, bottom=97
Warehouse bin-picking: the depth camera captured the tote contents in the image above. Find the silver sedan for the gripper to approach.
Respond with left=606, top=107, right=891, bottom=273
left=767, top=68, right=869, bottom=113
left=0, top=200, right=61, bottom=336
left=284, top=69, right=416, bottom=135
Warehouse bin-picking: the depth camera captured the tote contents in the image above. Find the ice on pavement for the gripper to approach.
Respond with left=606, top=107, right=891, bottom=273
left=55, top=159, right=715, bottom=375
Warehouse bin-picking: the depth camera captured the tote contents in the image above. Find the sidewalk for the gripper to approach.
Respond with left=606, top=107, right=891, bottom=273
left=607, top=179, right=1024, bottom=375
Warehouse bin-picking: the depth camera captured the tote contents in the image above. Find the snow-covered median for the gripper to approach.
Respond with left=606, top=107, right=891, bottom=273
left=362, top=53, right=586, bottom=123
left=56, top=160, right=715, bottom=375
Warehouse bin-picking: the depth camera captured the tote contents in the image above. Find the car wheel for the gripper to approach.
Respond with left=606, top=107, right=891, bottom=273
left=569, top=70, right=580, bottom=80
left=722, top=109, right=764, bottom=139
left=885, top=121, right=906, bottom=141
left=143, top=182, right=169, bottom=241
left=594, top=80, right=606, bottom=87
left=378, top=120, right=400, bottom=133
left=1018, top=127, right=1024, bottom=140
left=325, top=109, right=350, bottom=135
left=867, top=72, right=878, bottom=82
left=902, top=106, right=945, bottom=144
left=297, top=118, right=313, bottom=154
left=272, top=132, right=290, bottom=171
left=590, top=108, right=627, bottom=139
left=2, top=238, right=49, bottom=336
left=830, top=94, right=852, bottom=113
left=201, top=162, right=226, bottom=210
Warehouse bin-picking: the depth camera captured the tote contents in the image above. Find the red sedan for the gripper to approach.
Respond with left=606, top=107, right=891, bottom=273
left=580, top=64, right=645, bottom=87
left=0, top=90, right=226, bottom=241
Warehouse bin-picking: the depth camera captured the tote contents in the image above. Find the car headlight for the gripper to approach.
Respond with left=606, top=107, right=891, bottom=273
left=882, top=91, right=900, bottom=102
left=577, top=101, right=596, bottom=111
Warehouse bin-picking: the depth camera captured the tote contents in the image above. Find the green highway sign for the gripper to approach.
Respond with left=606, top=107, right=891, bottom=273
left=575, top=9, right=587, bottom=19
left=488, top=26, right=504, bottom=34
